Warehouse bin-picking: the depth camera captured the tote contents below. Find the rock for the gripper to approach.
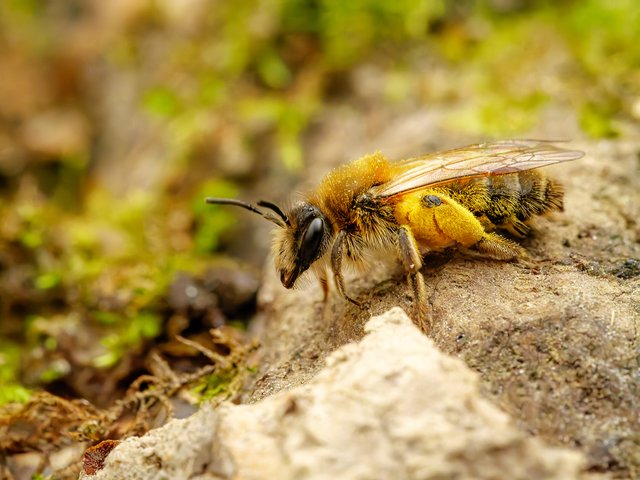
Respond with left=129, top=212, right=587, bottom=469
left=84, top=308, right=585, bottom=480
left=245, top=138, right=640, bottom=477
left=79, top=406, right=217, bottom=479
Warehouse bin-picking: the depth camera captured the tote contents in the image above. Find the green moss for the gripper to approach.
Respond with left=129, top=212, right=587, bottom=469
left=319, top=0, right=445, bottom=67
left=16, top=203, right=48, bottom=249
left=38, top=359, right=69, bottom=383
left=197, top=74, right=226, bottom=107
left=257, top=49, right=293, bottom=89
left=94, top=311, right=122, bottom=326
left=19, top=229, right=44, bottom=249
left=565, top=0, right=640, bottom=74
left=0, top=341, right=22, bottom=383
left=450, top=92, right=547, bottom=137
left=191, top=368, right=237, bottom=403
left=0, top=384, right=31, bottom=405
left=93, top=312, right=162, bottom=369
left=193, top=180, right=238, bottom=253
left=4, top=0, right=41, bottom=16
left=0, top=3, right=50, bottom=63
left=34, top=272, right=61, bottom=290
left=142, top=86, right=181, bottom=118
left=579, top=101, right=620, bottom=138
left=0, top=340, right=32, bottom=405
left=430, top=2, right=639, bottom=137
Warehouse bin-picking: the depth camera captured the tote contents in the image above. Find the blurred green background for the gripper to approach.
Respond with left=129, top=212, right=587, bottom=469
left=0, top=0, right=638, bottom=405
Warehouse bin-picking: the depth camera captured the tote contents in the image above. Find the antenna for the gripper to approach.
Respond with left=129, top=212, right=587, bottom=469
left=205, top=197, right=287, bottom=227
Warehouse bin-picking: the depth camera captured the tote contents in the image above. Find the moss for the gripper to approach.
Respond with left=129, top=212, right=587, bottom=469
left=318, top=0, right=445, bottom=67
left=449, top=92, right=547, bottom=137
left=191, top=368, right=238, bottom=404
left=34, top=271, right=62, bottom=290
left=193, top=180, right=239, bottom=253
left=142, top=86, right=181, bottom=118
left=579, top=101, right=620, bottom=138
left=0, top=341, right=32, bottom=405
left=93, top=312, right=163, bottom=369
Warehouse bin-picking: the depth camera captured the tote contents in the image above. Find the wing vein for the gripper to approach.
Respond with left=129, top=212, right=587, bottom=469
left=371, top=140, right=583, bottom=199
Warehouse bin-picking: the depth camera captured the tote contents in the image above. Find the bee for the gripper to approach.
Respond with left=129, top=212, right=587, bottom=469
left=205, top=140, right=583, bottom=330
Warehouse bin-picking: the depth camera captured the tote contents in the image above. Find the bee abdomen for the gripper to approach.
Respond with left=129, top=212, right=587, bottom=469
left=483, top=171, right=563, bottom=235
left=513, top=171, right=563, bottom=218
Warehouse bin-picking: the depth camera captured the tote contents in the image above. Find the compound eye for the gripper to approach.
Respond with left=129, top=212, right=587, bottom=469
left=300, top=217, right=324, bottom=266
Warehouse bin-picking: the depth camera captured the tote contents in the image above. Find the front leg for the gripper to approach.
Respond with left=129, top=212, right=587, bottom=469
left=398, top=226, right=431, bottom=332
left=330, top=230, right=362, bottom=306
left=318, top=269, right=330, bottom=303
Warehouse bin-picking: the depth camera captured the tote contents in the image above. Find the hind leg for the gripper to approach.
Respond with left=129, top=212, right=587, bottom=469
left=461, top=232, right=525, bottom=261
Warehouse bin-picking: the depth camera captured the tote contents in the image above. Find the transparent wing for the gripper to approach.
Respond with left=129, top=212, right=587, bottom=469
left=371, top=140, right=584, bottom=199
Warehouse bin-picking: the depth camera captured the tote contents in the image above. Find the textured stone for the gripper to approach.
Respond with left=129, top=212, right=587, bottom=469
left=85, top=308, right=585, bottom=480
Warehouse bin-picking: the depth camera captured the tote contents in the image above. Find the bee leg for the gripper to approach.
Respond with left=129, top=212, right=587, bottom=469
left=318, top=270, right=333, bottom=320
left=409, top=271, right=430, bottom=332
left=331, top=231, right=362, bottom=307
left=398, top=226, right=431, bottom=332
left=318, top=270, right=330, bottom=303
left=463, top=232, right=525, bottom=261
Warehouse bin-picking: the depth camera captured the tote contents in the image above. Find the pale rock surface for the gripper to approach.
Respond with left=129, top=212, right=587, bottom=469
left=84, top=308, right=585, bottom=480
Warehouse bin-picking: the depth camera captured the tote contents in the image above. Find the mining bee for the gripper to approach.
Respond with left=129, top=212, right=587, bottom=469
left=206, top=140, right=583, bottom=330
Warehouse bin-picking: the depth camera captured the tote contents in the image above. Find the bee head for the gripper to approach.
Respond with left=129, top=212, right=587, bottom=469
left=204, top=197, right=330, bottom=289
left=272, top=203, right=330, bottom=289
